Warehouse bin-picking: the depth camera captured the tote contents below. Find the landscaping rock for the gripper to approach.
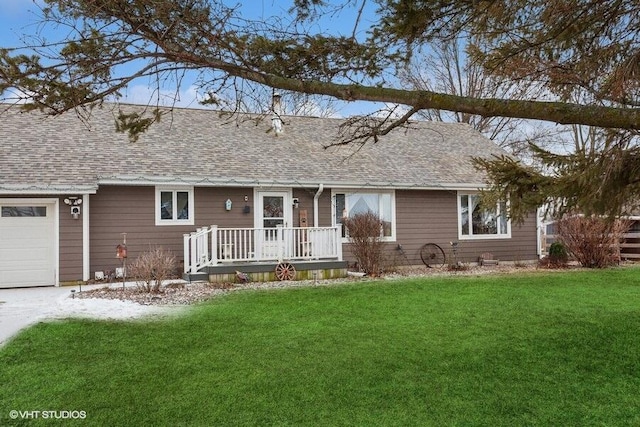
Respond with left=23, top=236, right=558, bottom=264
left=77, top=264, right=540, bottom=306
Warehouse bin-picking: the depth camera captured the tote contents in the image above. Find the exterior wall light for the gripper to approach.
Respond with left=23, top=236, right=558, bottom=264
left=64, top=196, right=82, bottom=219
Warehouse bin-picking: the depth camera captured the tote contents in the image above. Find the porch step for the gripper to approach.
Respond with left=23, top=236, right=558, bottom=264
left=183, top=272, right=208, bottom=282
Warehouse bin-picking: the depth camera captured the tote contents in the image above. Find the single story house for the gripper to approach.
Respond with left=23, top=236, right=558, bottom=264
left=0, top=102, right=538, bottom=287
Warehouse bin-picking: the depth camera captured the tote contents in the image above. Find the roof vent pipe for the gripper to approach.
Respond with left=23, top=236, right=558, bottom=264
left=271, top=92, right=283, bottom=135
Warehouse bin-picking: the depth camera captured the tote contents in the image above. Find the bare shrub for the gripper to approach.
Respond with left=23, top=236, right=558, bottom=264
left=555, top=215, right=630, bottom=268
left=128, top=246, right=178, bottom=292
left=343, top=212, right=384, bottom=276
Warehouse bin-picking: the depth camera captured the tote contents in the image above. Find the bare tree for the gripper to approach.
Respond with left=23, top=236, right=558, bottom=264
left=1, top=1, right=640, bottom=132
left=399, top=40, right=558, bottom=157
left=2, top=0, right=640, bottom=217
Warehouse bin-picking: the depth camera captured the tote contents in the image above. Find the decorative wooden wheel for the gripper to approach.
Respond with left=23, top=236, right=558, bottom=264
left=275, top=262, right=296, bottom=281
left=420, top=243, right=446, bottom=268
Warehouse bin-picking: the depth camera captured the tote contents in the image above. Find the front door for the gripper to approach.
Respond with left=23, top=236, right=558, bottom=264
left=256, top=191, right=292, bottom=260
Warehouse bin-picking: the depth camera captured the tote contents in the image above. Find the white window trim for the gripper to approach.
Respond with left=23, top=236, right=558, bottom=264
left=155, top=187, right=194, bottom=226
left=457, top=192, right=511, bottom=240
left=332, top=189, right=397, bottom=242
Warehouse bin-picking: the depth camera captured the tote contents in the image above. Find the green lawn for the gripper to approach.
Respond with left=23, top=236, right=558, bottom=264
left=2, top=268, right=640, bottom=426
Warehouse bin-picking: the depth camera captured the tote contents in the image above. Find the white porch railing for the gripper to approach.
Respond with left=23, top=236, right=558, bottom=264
left=184, top=225, right=343, bottom=274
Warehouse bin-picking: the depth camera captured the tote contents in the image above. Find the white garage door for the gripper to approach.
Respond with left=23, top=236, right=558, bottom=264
left=0, top=201, right=56, bottom=288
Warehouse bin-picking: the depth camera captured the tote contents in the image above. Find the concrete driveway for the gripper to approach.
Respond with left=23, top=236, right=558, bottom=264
left=0, top=286, right=73, bottom=346
left=0, top=284, right=173, bottom=347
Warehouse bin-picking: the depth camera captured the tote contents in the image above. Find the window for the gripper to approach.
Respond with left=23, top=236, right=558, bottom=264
left=333, top=191, right=395, bottom=241
left=155, top=187, right=194, bottom=225
left=1, top=206, right=47, bottom=217
left=458, top=193, right=510, bottom=239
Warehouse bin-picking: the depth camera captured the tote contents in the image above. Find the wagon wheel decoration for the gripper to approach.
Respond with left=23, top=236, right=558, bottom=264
left=420, top=243, right=446, bottom=268
left=275, top=262, right=296, bottom=281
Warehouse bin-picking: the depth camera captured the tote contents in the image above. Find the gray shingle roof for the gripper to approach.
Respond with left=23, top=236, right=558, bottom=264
left=0, top=103, right=508, bottom=193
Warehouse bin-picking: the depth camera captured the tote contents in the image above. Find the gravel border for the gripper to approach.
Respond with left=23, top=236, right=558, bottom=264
left=76, top=264, right=546, bottom=306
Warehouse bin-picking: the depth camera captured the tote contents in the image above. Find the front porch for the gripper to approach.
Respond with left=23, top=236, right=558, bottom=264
left=183, top=225, right=347, bottom=282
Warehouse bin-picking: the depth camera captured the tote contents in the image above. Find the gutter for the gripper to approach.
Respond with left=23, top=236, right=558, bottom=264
left=97, top=175, right=487, bottom=192
left=0, top=185, right=98, bottom=195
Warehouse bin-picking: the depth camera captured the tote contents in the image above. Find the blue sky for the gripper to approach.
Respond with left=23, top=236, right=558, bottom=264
left=0, top=0, right=386, bottom=116
left=0, top=0, right=43, bottom=43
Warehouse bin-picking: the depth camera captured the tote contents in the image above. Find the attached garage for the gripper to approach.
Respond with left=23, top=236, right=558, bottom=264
left=0, top=199, right=57, bottom=288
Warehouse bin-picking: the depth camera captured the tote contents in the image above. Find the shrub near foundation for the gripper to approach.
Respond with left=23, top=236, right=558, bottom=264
left=343, top=212, right=385, bottom=276
left=129, top=246, right=178, bottom=292
left=548, top=242, right=569, bottom=267
left=556, top=215, right=630, bottom=268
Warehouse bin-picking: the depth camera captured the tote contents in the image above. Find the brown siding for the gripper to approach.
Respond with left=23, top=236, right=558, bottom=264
left=317, top=191, right=333, bottom=227
left=394, top=190, right=538, bottom=265
left=89, top=186, right=255, bottom=277
left=195, top=187, right=255, bottom=230
left=4, top=187, right=540, bottom=282
left=323, top=189, right=538, bottom=266
left=291, top=187, right=335, bottom=227
left=395, top=190, right=458, bottom=261
left=292, top=188, right=315, bottom=227
left=59, top=198, right=83, bottom=281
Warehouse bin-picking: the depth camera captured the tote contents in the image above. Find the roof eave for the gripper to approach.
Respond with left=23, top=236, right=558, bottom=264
left=97, top=176, right=488, bottom=191
left=0, top=185, right=98, bottom=195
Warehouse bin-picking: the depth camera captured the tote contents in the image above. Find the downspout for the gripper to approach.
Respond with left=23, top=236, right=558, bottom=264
left=82, top=193, right=90, bottom=282
left=536, top=207, right=542, bottom=259
left=313, top=184, right=324, bottom=227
